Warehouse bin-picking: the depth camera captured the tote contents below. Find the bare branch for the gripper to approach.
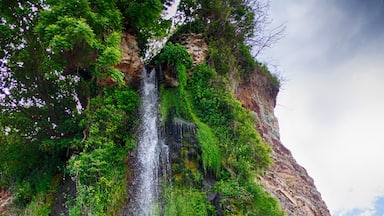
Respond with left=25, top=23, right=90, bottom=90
left=253, top=23, right=285, bottom=57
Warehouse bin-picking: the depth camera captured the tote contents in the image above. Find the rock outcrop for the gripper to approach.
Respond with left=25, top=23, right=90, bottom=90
left=115, top=33, right=143, bottom=85
left=164, top=118, right=201, bottom=185
left=0, top=189, right=12, bottom=215
left=235, top=72, right=330, bottom=216
left=179, top=33, right=208, bottom=66
left=162, top=33, right=209, bottom=87
left=176, top=33, right=330, bottom=215
left=98, top=33, right=143, bottom=87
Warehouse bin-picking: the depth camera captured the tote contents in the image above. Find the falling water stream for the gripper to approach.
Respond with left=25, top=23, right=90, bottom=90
left=131, top=68, right=162, bottom=215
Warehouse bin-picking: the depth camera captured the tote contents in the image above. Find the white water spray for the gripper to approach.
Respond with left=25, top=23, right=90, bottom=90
left=133, top=68, right=161, bottom=215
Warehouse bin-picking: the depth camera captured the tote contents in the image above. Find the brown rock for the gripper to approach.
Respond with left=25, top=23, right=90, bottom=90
left=162, top=33, right=208, bottom=87
left=93, top=33, right=144, bottom=87
left=235, top=71, right=330, bottom=216
left=0, top=189, right=13, bottom=215
left=163, top=64, right=180, bottom=87
left=97, top=33, right=143, bottom=87
left=114, top=33, right=143, bottom=86
left=179, top=33, right=208, bottom=66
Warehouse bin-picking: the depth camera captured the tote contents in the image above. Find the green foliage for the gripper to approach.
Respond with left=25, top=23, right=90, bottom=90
left=159, top=42, right=193, bottom=69
left=66, top=86, right=139, bottom=214
left=176, top=0, right=281, bottom=87
left=190, top=64, right=272, bottom=177
left=159, top=48, right=220, bottom=174
left=67, top=154, right=128, bottom=215
left=159, top=87, right=175, bottom=123
left=186, top=63, right=281, bottom=214
left=195, top=121, right=220, bottom=175
left=158, top=41, right=281, bottom=214
left=80, top=86, right=139, bottom=149
left=0, top=132, right=64, bottom=207
left=1, top=0, right=282, bottom=214
left=258, top=62, right=281, bottom=88
left=207, top=39, right=238, bottom=76
left=158, top=43, right=194, bottom=120
left=35, top=0, right=126, bottom=84
left=119, top=0, right=172, bottom=51
left=178, top=0, right=256, bottom=41
left=22, top=194, right=52, bottom=216
left=163, top=185, right=215, bottom=216
left=216, top=179, right=283, bottom=215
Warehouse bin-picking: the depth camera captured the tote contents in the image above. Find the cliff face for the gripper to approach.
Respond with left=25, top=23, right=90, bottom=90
left=114, top=33, right=143, bottom=85
left=179, top=34, right=330, bottom=215
left=235, top=72, right=330, bottom=216
left=97, top=33, right=143, bottom=87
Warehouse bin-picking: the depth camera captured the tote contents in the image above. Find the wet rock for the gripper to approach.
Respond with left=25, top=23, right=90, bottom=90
left=163, top=64, right=179, bottom=87
left=51, top=175, right=76, bottom=216
left=165, top=117, right=202, bottom=185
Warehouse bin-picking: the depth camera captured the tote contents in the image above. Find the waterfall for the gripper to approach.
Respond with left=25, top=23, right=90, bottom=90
left=128, top=68, right=167, bottom=215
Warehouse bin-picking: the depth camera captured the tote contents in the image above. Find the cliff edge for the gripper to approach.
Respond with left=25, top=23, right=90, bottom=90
left=235, top=71, right=330, bottom=216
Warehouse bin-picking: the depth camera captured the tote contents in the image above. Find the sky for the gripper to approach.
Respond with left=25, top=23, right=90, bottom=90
left=258, top=0, right=384, bottom=215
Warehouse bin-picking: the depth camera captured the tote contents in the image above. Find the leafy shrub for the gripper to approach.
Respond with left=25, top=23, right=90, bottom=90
left=258, top=62, right=281, bottom=88
left=66, top=86, right=139, bottom=214
left=216, top=179, right=283, bottom=215
left=195, top=121, right=220, bottom=175
left=22, top=194, right=52, bottom=216
left=159, top=42, right=193, bottom=69
left=163, top=185, right=215, bottom=216
left=189, top=64, right=272, bottom=177
left=121, top=0, right=172, bottom=50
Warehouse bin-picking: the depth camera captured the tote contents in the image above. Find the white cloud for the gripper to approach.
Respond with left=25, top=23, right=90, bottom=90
left=275, top=47, right=384, bottom=212
left=261, top=0, right=384, bottom=213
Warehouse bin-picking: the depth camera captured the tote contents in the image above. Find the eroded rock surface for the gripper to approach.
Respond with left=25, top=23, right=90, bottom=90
left=176, top=33, right=330, bottom=215
left=0, top=189, right=12, bottom=215
left=235, top=71, right=330, bottom=216
left=179, top=33, right=208, bottom=66
left=99, top=32, right=144, bottom=87
left=116, top=33, right=143, bottom=83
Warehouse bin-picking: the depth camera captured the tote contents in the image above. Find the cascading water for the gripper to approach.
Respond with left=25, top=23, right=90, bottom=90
left=129, top=68, right=165, bottom=215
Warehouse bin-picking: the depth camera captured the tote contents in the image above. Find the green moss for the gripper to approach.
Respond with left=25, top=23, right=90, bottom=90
left=158, top=36, right=282, bottom=215
left=163, top=185, right=215, bottom=216
left=159, top=87, right=177, bottom=123
left=195, top=121, right=220, bottom=175
left=189, top=64, right=272, bottom=176
left=215, top=179, right=283, bottom=215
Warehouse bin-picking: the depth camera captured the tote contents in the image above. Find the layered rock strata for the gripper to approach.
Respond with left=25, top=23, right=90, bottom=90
left=180, top=33, right=330, bottom=215
left=235, top=72, right=330, bottom=216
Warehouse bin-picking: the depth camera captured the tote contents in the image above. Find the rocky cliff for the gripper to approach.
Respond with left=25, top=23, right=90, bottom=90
left=235, top=71, right=330, bottom=216
left=180, top=34, right=330, bottom=215
left=0, top=31, right=331, bottom=216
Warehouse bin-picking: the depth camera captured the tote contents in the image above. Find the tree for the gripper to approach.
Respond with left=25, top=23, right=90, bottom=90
left=0, top=0, right=171, bottom=211
left=177, top=0, right=284, bottom=56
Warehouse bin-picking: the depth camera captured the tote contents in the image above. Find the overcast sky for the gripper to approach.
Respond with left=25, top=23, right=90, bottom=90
left=259, top=0, right=384, bottom=215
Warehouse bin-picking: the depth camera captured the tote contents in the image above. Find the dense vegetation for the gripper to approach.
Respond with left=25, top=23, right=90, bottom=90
left=158, top=42, right=282, bottom=215
left=157, top=1, right=283, bottom=215
left=0, top=0, right=169, bottom=214
left=1, top=0, right=282, bottom=215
